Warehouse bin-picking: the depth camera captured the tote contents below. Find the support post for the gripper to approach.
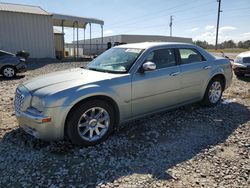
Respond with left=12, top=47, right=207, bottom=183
left=169, top=16, right=173, bottom=37
left=73, top=22, right=76, bottom=58
left=83, top=27, right=86, bottom=56
left=77, top=21, right=79, bottom=60
left=101, top=25, right=104, bottom=53
left=89, top=23, right=92, bottom=57
left=215, top=0, right=222, bottom=50
left=62, top=20, right=65, bottom=58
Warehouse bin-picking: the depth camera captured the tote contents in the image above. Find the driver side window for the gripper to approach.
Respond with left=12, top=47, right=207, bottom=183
left=146, top=48, right=176, bottom=69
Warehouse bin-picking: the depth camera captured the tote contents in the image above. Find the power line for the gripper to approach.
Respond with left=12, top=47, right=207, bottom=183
left=107, top=0, right=210, bottom=28
left=107, top=0, right=189, bottom=27
left=106, top=0, right=215, bottom=30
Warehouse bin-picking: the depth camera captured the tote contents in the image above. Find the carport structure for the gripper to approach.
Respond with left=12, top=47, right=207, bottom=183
left=52, top=13, right=104, bottom=59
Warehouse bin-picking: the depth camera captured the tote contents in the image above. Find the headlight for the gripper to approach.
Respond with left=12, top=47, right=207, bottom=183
left=31, top=96, right=45, bottom=112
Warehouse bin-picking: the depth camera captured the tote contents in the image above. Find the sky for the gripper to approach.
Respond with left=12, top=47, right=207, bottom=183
left=2, top=0, right=250, bottom=44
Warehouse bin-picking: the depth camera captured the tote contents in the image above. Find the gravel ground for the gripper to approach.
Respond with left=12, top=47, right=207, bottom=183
left=0, top=59, right=249, bottom=188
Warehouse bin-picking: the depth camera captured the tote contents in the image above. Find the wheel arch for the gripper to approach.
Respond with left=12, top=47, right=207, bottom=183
left=201, top=73, right=226, bottom=100
left=1, top=64, right=17, bottom=72
left=64, top=95, right=120, bottom=138
left=210, top=74, right=226, bottom=90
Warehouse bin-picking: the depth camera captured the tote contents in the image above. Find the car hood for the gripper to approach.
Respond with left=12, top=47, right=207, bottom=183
left=22, top=68, right=124, bottom=96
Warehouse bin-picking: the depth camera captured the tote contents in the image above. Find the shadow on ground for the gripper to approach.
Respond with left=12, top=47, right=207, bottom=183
left=0, top=75, right=25, bottom=81
left=1, top=101, right=250, bottom=186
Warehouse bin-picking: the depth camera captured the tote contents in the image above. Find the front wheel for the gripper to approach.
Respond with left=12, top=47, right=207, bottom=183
left=2, top=66, right=16, bottom=78
left=66, top=100, right=115, bottom=146
left=203, top=78, right=223, bottom=107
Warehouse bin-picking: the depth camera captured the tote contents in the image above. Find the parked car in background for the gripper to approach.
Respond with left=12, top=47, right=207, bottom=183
left=14, top=42, right=232, bottom=146
left=232, top=51, right=250, bottom=77
left=0, top=50, right=27, bottom=78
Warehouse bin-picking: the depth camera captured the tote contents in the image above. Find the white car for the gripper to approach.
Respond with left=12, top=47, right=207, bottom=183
left=232, top=51, right=250, bottom=77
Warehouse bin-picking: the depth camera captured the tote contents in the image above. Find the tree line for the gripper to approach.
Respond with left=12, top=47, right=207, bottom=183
left=193, top=40, right=250, bottom=49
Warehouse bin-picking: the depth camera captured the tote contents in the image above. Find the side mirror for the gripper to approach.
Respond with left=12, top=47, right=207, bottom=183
left=142, top=61, right=156, bottom=72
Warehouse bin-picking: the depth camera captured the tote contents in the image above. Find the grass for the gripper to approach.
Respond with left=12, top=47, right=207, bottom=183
left=207, top=48, right=249, bottom=53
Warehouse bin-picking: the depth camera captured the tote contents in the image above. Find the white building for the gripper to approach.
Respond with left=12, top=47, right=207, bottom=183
left=0, top=2, right=104, bottom=58
left=69, top=34, right=193, bottom=56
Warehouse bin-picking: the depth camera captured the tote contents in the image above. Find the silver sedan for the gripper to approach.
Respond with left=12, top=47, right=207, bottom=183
left=14, top=42, right=233, bottom=146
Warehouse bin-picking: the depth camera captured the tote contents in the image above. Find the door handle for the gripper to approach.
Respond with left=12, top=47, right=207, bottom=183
left=170, top=72, right=180, bottom=76
left=203, top=66, right=212, bottom=70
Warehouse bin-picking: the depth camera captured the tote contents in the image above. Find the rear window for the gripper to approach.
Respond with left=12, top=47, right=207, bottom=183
left=179, top=48, right=205, bottom=64
left=243, top=57, right=250, bottom=63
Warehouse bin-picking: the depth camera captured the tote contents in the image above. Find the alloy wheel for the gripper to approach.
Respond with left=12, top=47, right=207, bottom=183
left=208, top=81, right=222, bottom=104
left=77, top=107, right=110, bottom=142
left=3, top=67, right=15, bottom=78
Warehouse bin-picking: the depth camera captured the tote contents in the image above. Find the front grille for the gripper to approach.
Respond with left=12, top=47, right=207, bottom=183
left=14, top=89, right=24, bottom=115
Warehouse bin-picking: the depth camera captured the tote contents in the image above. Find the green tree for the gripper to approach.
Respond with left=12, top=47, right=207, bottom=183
left=193, top=40, right=209, bottom=49
left=242, top=40, right=250, bottom=48
left=220, top=40, right=236, bottom=48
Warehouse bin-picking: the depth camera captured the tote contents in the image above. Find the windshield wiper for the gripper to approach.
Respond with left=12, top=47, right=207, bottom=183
left=87, top=67, right=108, bottom=73
left=87, top=67, right=126, bottom=74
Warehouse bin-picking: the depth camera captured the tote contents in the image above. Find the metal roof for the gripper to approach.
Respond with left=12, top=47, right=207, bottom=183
left=52, top=13, right=104, bottom=28
left=0, top=3, right=104, bottom=27
left=0, top=2, right=51, bottom=15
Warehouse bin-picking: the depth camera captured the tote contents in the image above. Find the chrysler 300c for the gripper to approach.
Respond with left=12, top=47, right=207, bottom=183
left=14, top=42, right=232, bottom=146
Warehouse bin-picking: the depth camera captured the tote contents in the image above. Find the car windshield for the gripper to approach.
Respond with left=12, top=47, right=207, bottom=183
left=87, top=48, right=143, bottom=73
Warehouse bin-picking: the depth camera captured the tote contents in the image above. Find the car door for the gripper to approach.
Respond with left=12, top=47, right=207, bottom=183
left=131, top=48, right=182, bottom=116
left=177, top=48, right=211, bottom=101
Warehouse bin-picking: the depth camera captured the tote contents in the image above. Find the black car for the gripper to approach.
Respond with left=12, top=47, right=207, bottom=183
left=0, top=50, right=27, bottom=78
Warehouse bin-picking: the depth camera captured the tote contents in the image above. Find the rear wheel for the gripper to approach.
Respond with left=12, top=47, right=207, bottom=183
left=203, top=78, right=223, bottom=107
left=2, top=66, right=16, bottom=78
left=66, top=100, right=115, bottom=146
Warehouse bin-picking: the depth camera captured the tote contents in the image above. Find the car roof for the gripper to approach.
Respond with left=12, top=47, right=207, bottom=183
left=115, top=42, right=195, bottom=49
left=237, top=50, right=250, bottom=58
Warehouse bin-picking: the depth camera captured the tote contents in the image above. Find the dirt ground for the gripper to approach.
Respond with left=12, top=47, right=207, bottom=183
left=0, top=59, right=249, bottom=188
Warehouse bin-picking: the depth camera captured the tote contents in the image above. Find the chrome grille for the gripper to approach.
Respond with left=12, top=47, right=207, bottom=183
left=14, top=89, right=24, bottom=115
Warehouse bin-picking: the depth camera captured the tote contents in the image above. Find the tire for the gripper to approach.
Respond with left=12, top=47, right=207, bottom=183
left=203, top=78, right=223, bottom=107
left=2, top=66, right=16, bottom=78
left=66, top=100, right=115, bottom=146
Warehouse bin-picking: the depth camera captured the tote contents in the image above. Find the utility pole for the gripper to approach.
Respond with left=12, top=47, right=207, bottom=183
left=215, top=0, right=222, bottom=50
left=169, top=15, right=173, bottom=37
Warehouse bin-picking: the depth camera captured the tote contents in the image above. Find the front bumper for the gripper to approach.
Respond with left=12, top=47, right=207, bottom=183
left=16, top=107, right=69, bottom=141
left=233, top=66, right=250, bottom=75
left=16, top=62, right=27, bottom=73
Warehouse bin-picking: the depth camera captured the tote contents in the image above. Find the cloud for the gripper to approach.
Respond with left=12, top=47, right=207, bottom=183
left=194, top=25, right=237, bottom=44
left=191, top=27, right=199, bottom=32
left=244, top=32, right=250, bottom=35
left=104, top=30, right=113, bottom=35
left=205, top=25, right=215, bottom=30
left=219, top=26, right=236, bottom=34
